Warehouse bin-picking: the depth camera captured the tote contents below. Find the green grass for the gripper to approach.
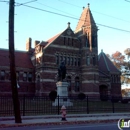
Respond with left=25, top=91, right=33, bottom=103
left=0, top=97, right=130, bottom=116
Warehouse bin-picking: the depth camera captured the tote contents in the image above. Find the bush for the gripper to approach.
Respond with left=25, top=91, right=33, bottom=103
left=49, top=91, right=57, bottom=101
left=100, top=95, right=108, bottom=101
left=121, top=99, right=129, bottom=104
left=111, top=96, right=121, bottom=103
left=78, top=93, right=86, bottom=100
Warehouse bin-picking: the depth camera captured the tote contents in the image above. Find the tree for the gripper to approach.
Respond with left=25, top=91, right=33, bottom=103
left=121, top=48, right=130, bottom=85
left=111, top=51, right=125, bottom=69
left=107, top=50, right=130, bottom=86
left=107, top=48, right=130, bottom=84
left=124, top=48, right=130, bottom=69
left=121, top=89, right=128, bottom=97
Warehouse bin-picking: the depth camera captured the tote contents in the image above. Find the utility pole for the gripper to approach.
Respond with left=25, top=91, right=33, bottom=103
left=9, top=0, right=22, bottom=123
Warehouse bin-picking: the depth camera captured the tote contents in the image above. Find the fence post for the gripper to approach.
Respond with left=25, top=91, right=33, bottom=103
left=112, top=101, right=115, bottom=113
left=58, top=95, right=60, bottom=115
left=87, top=95, right=89, bottom=114
left=23, top=94, right=25, bottom=116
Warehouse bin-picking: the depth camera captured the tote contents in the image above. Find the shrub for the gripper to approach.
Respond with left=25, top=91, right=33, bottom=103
left=78, top=93, right=86, bottom=100
left=121, top=99, right=128, bottom=104
left=49, top=91, right=57, bottom=101
left=100, top=95, right=108, bottom=101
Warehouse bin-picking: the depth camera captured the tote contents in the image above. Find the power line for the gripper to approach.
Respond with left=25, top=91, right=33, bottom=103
left=92, top=10, right=130, bottom=23
left=58, top=0, right=130, bottom=23
left=16, top=3, right=130, bottom=33
left=15, top=0, right=37, bottom=6
left=35, top=1, right=78, bottom=17
left=1, top=0, right=130, bottom=33
left=125, top=0, right=130, bottom=2
left=58, top=0, right=81, bottom=8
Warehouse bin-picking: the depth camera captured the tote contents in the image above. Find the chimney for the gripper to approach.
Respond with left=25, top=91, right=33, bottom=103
left=26, top=37, right=32, bottom=51
left=34, top=40, right=40, bottom=47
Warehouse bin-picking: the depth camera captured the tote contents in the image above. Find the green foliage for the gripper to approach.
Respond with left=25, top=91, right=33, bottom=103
left=49, top=90, right=57, bottom=101
left=106, top=50, right=130, bottom=85
left=78, top=93, right=86, bottom=100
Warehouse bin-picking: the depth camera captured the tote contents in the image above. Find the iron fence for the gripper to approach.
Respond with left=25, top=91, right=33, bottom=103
left=0, top=95, right=130, bottom=116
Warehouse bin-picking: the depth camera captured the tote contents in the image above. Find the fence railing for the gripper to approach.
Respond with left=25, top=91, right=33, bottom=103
left=0, top=95, right=130, bottom=116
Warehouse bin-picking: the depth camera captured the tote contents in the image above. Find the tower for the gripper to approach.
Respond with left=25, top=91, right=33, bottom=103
left=75, top=4, right=99, bottom=96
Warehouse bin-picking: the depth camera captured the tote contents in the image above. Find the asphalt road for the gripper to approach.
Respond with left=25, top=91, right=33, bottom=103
left=0, top=123, right=119, bottom=130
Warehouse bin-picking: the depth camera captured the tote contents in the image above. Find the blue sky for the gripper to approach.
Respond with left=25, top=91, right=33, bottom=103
left=0, top=0, right=130, bottom=55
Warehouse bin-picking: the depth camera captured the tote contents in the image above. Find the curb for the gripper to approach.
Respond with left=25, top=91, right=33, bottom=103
left=1, top=113, right=130, bottom=121
left=0, top=119, right=118, bottom=128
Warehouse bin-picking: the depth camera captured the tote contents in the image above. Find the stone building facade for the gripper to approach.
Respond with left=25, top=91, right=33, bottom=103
left=0, top=5, right=121, bottom=98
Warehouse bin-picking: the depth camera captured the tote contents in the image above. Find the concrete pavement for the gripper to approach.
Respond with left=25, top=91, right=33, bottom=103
left=0, top=113, right=130, bottom=128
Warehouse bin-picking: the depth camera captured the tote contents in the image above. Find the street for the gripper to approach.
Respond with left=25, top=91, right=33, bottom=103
left=0, top=123, right=119, bottom=130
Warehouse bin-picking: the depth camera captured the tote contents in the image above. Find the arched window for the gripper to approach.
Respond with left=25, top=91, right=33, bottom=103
left=75, top=77, right=80, bottom=92
left=72, top=38, right=73, bottom=46
left=64, top=37, right=66, bottom=45
left=74, top=58, right=77, bottom=66
left=67, top=76, right=71, bottom=91
left=71, top=57, right=73, bottom=66
left=67, top=57, right=70, bottom=65
left=68, top=38, right=70, bottom=45
left=86, top=56, right=90, bottom=65
left=37, top=75, right=40, bottom=82
left=111, top=75, right=114, bottom=83
left=28, top=72, right=32, bottom=82
left=60, top=56, right=63, bottom=63
left=92, top=35, right=95, bottom=48
left=87, top=33, right=90, bottom=47
left=93, top=56, right=96, bottom=66
left=78, top=58, right=80, bottom=66
left=23, top=72, right=27, bottom=81
left=63, top=56, right=66, bottom=64
left=1, top=70, right=5, bottom=80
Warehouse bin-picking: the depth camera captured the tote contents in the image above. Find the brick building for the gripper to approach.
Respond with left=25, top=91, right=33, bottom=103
left=0, top=5, right=121, bottom=98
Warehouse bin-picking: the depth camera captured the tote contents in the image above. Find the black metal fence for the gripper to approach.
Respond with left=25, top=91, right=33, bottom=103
left=0, top=95, right=130, bottom=116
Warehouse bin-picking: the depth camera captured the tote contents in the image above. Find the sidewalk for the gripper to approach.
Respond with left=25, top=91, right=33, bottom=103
left=0, top=113, right=130, bottom=128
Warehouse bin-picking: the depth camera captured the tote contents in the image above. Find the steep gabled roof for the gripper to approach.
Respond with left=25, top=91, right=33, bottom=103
left=43, top=33, right=61, bottom=49
left=98, top=50, right=120, bottom=73
left=43, top=24, right=75, bottom=49
left=0, top=49, right=34, bottom=69
left=75, top=4, right=96, bottom=33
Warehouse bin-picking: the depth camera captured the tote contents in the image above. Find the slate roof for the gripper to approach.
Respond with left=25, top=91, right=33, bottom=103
left=43, top=33, right=61, bottom=49
left=75, top=5, right=97, bottom=32
left=0, top=49, right=34, bottom=69
left=98, top=50, right=120, bottom=73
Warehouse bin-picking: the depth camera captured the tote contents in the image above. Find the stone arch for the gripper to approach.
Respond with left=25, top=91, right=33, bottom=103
left=99, top=85, right=108, bottom=101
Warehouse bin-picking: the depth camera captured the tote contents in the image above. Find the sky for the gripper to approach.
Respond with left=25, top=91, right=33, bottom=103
left=0, top=0, right=130, bottom=55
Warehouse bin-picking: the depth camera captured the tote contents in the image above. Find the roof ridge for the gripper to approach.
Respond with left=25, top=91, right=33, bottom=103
left=102, top=52, right=110, bottom=71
